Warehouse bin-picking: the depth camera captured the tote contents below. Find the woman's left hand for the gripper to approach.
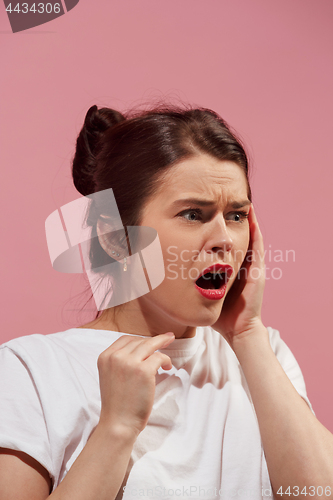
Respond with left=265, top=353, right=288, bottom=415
left=211, top=204, right=266, bottom=349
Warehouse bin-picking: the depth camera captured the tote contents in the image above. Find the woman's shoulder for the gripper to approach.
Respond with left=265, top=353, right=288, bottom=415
left=1, top=327, right=121, bottom=352
left=0, top=327, right=124, bottom=379
left=0, top=328, right=123, bottom=413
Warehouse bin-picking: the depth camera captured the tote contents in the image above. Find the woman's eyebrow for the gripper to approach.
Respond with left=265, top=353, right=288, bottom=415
left=171, top=198, right=251, bottom=209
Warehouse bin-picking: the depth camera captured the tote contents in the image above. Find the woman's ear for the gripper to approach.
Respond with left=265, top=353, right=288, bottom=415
left=96, top=216, right=128, bottom=259
left=96, top=217, right=113, bottom=256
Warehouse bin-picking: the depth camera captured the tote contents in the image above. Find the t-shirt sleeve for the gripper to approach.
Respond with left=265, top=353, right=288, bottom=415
left=267, top=327, right=316, bottom=416
left=0, top=345, right=55, bottom=486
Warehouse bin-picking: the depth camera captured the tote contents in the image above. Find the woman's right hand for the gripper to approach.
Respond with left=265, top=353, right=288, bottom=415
left=97, top=332, right=175, bottom=440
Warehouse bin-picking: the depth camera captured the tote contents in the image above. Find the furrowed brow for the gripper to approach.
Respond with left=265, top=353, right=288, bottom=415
left=171, top=198, right=251, bottom=209
left=229, top=200, right=251, bottom=209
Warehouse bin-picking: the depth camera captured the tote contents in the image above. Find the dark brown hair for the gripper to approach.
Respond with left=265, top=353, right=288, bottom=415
left=71, top=103, right=251, bottom=317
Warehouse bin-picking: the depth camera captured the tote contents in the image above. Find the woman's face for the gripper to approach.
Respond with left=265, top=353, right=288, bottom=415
left=136, top=154, right=251, bottom=337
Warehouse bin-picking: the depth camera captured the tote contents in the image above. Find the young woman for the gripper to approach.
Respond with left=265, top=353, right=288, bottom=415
left=0, top=104, right=332, bottom=500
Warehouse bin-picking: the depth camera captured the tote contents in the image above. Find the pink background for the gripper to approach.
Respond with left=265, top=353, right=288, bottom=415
left=1, top=1, right=332, bottom=431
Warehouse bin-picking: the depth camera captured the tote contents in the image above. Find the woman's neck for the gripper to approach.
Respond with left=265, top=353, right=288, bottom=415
left=78, top=305, right=197, bottom=339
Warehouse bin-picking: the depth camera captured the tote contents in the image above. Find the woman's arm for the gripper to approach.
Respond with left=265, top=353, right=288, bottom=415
left=213, top=205, right=333, bottom=499
left=0, top=425, right=137, bottom=500
left=0, top=332, right=175, bottom=500
left=0, top=448, right=52, bottom=500
left=233, top=323, right=333, bottom=499
left=48, top=422, right=137, bottom=500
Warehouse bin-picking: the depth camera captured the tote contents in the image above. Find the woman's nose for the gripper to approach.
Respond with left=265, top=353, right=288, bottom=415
left=204, top=215, right=233, bottom=256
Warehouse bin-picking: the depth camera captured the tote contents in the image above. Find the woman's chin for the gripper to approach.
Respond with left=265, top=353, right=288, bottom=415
left=184, top=305, right=224, bottom=328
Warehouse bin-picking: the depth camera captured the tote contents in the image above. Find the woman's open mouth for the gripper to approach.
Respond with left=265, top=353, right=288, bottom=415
left=195, top=271, right=227, bottom=290
left=194, top=264, right=233, bottom=300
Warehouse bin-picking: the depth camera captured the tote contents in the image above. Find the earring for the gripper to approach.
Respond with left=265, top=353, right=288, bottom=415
left=111, top=250, right=127, bottom=271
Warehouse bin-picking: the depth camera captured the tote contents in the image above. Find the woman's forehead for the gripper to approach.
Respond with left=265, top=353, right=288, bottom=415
left=160, top=157, right=249, bottom=199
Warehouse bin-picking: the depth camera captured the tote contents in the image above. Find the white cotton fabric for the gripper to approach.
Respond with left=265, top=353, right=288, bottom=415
left=0, top=326, right=315, bottom=500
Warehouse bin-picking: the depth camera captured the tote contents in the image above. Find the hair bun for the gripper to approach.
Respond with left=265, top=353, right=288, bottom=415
left=72, top=105, right=125, bottom=196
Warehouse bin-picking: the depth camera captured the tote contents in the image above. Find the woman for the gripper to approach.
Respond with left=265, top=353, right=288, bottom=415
left=0, top=104, right=332, bottom=500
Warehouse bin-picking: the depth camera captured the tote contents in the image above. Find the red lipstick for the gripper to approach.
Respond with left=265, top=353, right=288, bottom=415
left=194, top=263, right=233, bottom=301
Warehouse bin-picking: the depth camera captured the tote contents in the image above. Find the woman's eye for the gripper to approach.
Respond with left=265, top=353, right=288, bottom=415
left=179, top=208, right=203, bottom=222
left=178, top=209, right=249, bottom=223
left=227, top=211, right=249, bottom=223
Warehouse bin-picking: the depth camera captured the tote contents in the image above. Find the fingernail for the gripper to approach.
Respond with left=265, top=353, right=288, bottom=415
left=165, top=332, right=175, bottom=336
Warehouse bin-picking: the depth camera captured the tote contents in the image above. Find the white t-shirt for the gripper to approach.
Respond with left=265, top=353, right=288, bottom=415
left=0, top=326, right=314, bottom=499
